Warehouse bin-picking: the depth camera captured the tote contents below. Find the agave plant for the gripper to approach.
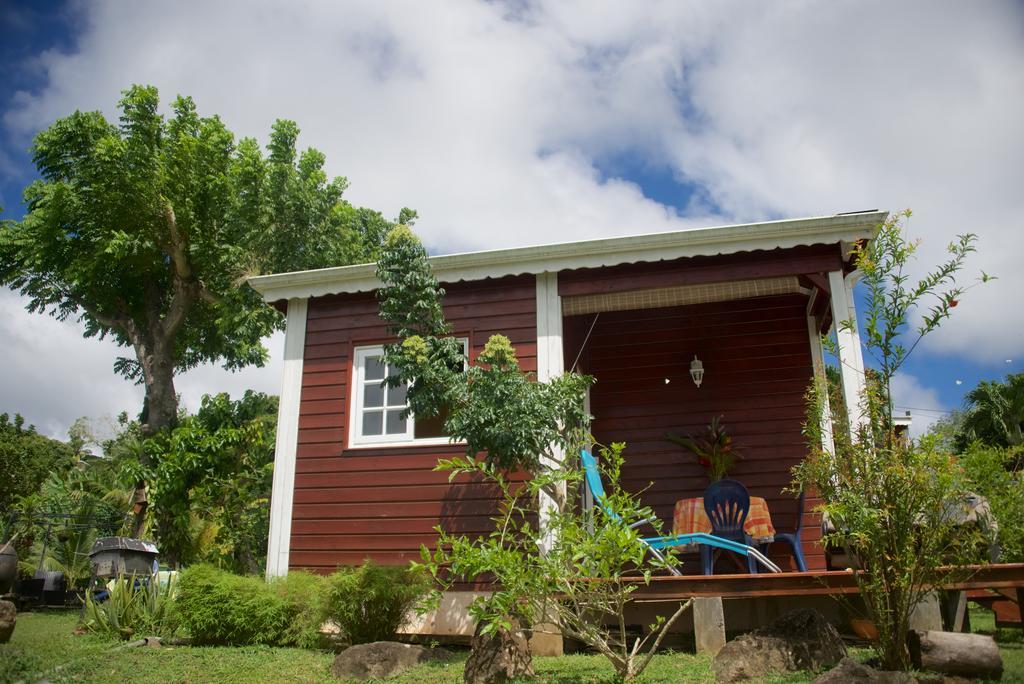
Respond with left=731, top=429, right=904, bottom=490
left=82, top=574, right=179, bottom=640
left=666, top=415, right=740, bottom=481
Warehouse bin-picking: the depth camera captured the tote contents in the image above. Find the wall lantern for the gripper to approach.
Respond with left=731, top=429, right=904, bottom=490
left=689, top=355, right=705, bottom=388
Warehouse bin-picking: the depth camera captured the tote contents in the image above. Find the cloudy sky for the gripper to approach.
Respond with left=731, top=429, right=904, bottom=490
left=1, top=0, right=1022, bottom=440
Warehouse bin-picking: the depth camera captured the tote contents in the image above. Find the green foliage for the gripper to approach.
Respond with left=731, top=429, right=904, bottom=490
left=956, top=373, right=1024, bottom=451
left=376, top=226, right=592, bottom=476
left=420, top=444, right=690, bottom=682
left=130, top=391, right=277, bottom=570
left=665, top=415, right=740, bottom=481
left=175, top=564, right=322, bottom=646
left=0, top=412, right=75, bottom=512
left=960, top=443, right=1024, bottom=562
left=322, top=560, right=430, bottom=645
left=0, top=84, right=413, bottom=438
left=274, top=570, right=329, bottom=649
left=82, top=575, right=180, bottom=640
left=795, top=211, right=987, bottom=672
left=10, top=461, right=130, bottom=582
left=844, top=209, right=985, bottom=435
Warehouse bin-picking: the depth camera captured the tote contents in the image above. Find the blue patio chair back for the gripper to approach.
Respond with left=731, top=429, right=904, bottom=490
left=580, top=449, right=620, bottom=522
left=704, top=479, right=750, bottom=537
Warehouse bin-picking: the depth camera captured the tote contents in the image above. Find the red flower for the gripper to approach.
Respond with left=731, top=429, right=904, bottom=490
left=698, top=458, right=711, bottom=468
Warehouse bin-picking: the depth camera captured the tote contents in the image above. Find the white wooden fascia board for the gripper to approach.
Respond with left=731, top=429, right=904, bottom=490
left=265, top=297, right=307, bottom=579
left=247, top=212, right=887, bottom=302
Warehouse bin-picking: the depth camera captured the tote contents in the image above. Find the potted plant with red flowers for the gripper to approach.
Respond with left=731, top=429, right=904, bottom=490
left=666, top=415, right=740, bottom=482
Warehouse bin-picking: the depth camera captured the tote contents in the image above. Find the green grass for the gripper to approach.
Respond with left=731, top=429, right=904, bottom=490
left=0, top=612, right=805, bottom=684
left=2, top=609, right=1022, bottom=683
left=969, top=604, right=1024, bottom=682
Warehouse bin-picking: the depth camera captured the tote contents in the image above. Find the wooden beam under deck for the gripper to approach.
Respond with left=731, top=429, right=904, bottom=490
left=618, top=564, right=1024, bottom=601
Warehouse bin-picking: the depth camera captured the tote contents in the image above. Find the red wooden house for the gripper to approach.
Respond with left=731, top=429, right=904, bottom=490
left=248, top=211, right=884, bottom=637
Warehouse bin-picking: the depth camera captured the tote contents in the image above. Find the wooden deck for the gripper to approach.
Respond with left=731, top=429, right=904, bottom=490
left=620, top=563, right=1024, bottom=601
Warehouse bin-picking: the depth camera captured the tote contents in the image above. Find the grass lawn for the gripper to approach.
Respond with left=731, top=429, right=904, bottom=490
left=1, top=609, right=1021, bottom=683
left=0, top=612, right=808, bottom=684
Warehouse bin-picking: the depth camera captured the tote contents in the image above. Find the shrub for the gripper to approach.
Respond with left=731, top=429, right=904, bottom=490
left=322, top=560, right=429, bottom=644
left=176, top=564, right=322, bottom=646
left=82, top=574, right=180, bottom=640
left=795, top=212, right=987, bottom=671
left=272, top=569, right=327, bottom=648
left=960, top=443, right=1024, bottom=562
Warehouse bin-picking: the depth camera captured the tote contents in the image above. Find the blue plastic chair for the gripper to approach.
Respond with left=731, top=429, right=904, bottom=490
left=580, top=450, right=780, bottom=575
left=702, top=479, right=759, bottom=575
left=768, top=491, right=807, bottom=572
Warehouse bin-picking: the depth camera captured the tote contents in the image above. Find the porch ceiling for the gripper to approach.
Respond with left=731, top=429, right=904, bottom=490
left=561, top=276, right=806, bottom=316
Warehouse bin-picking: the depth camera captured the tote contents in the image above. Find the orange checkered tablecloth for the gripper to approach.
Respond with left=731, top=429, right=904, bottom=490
left=672, top=496, right=776, bottom=545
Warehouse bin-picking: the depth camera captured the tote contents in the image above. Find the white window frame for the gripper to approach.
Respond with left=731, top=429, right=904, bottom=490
left=348, top=339, right=468, bottom=448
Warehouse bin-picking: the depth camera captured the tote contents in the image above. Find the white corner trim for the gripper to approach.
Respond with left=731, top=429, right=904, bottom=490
left=827, top=270, right=867, bottom=437
left=266, top=298, right=308, bottom=579
left=247, top=212, right=887, bottom=301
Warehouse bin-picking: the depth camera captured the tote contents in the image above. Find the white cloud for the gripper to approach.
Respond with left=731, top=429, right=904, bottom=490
left=2, top=0, right=1022, bottom=434
left=0, top=287, right=283, bottom=439
left=889, top=372, right=949, bottom=439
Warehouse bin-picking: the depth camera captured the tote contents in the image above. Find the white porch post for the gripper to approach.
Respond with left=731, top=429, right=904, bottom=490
left=265, top=297, right=308, bottom=579
left=827, top=270, right=868, bottom=438
left=535, top=272, right=565, bottom=552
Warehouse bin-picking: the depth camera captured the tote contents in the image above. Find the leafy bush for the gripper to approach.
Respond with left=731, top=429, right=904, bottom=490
left=322, top=560, right=429, bottom=644
left=175, top=564, right=322, bottom=646
left=273, top=569, right=327, bottom=648
left=795, top=212, right=987, bottom=671
left=82, top=575, right=180, bottom=640
left=960, top=443, right=1024, bottom=562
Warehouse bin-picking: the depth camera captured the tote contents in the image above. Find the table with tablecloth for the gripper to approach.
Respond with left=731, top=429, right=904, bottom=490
left=672, top=496, right=776, bottom=550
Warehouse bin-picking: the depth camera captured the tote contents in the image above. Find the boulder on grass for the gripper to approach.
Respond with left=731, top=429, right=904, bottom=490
left=713, top=609, right=847, bottom=682
left=813, top=657, right=917, bottom=683
left=463, top=625, right=534, bottom=684
left=330, top=641, right=450, bottom=681
left=814, top=657, right=975, bottom=684
left=0, top=600, right=15, bottom=644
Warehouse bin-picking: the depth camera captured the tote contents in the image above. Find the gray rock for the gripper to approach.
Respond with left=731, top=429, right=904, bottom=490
left=0, top=599, right=15, bottom=644
left=330, top=641, right=450, bottom=681
left=813, top=658, right=974, bottom=684
left=463, top=626, right=534, bottom=684
left=713, top=609, right=847, bottom=682
left=814, top=658, right=917, bottom=683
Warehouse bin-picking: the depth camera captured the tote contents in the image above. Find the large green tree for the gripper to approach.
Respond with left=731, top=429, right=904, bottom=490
left=0, top=85, right=412, bottom=531
left=0, top=413, right=76, bottom=513
left=956, top=373, right=1024, bottom=451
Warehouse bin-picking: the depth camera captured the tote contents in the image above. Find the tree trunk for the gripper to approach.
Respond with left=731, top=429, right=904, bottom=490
left=908, top=630, right=1003, bottom=680
left=131, top=347, right=179, bottom=539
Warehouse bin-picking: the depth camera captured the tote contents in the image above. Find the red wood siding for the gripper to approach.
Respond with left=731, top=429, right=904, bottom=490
left=569, top=293, right=825, bottom=572
left=290, top=275, right=536, bottom=571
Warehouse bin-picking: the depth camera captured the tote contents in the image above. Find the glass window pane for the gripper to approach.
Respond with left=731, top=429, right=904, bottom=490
left=385, top=410, right=407, bottom=435
left=363, top=381, right=384, bottom=408
left=388, top=382, right=408, bottom=407
left=364, top=356, right=385, bottom=381
left=362, top=411, right=383, bottom=436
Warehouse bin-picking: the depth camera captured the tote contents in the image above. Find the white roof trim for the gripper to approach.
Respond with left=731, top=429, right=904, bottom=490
left=247, top=211, right=886, bottom=302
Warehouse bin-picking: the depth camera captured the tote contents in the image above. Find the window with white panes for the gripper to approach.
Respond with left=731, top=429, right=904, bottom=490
left=349, top=340, right=467, bottom=447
